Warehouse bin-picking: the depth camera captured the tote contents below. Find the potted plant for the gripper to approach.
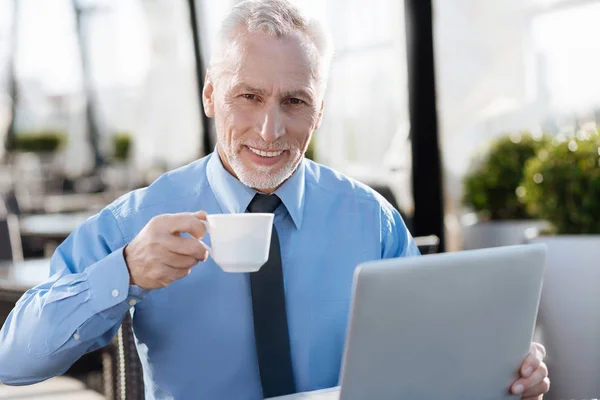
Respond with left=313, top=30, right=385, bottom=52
left=113, top=132, right=132, bottom=162
left=461, top=132, right=550, bottom=249
left=521, top=132, right=600, bottom=400
left=8, top=130, right=68, bottom=196
left=10, top=130, right=67, bottom=154
left=304, top=136, right=316, bottom=161
left=101, top=132, right=137, bottom=191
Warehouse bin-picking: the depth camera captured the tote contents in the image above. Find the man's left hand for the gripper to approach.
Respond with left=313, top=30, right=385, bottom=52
left=510, top=342, right=550, bottom=399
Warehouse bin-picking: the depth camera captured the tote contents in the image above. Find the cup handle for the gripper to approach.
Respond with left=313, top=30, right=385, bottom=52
left=198, top=219, right=212, bottom=254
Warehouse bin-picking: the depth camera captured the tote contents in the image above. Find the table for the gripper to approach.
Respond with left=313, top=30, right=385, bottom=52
left=42, top=191, right=122, bottom=214
left=267, top=387, right=340, bottom=399
left=0, top=259, right=106, bottom=398
left=414, top=234, right=440, bottom=254
left=0, top=376, right=86, bottom=399
left=0, top=258, right=51, bottom=302
left=0, top=377, right=103, bottom=399
left=19, top=212, right=93, bottom=240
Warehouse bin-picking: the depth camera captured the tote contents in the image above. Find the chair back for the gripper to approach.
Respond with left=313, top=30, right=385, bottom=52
left=0, top=214, right=22, bottom=262
left=106, top=313, right=145, bottom=400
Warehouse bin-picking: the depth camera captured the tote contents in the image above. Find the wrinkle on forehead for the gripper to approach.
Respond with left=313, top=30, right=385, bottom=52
left=214, top=30, right=322, bottom=94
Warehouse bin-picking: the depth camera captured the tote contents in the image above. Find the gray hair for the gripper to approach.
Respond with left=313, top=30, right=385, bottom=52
left=209, top=0, right=334, bottom=91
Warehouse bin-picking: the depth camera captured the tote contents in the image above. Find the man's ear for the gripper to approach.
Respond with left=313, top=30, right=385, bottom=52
left=314, top=100, right=325, bottom=130
left=203, top=72, right=216, bottom=118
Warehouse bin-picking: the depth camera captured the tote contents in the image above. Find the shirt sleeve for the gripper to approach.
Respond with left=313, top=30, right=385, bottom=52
left=380, top=202, right=421, bottom=259
left=0, top=207, right=149, bottom=385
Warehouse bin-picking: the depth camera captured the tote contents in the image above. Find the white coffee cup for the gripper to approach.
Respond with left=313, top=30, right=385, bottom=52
left=199, top=213, right=274, bottom=273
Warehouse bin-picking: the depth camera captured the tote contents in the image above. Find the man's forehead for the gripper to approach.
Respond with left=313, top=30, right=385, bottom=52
left=219, top=31, right=320, bottom=91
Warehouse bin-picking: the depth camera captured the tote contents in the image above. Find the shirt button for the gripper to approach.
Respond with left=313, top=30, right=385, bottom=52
left=128, top=299, right=137, bottom=307
left=111, top=289, right=119, bottom=298
left=73, top=333, right=80, bottom=340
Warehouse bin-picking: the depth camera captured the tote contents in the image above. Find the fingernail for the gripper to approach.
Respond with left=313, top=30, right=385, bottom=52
left=532, top=371, right=543, bottom=382
left=513, top=384, right=524, bottom=395
left=522, top=366, right=533, bottom=377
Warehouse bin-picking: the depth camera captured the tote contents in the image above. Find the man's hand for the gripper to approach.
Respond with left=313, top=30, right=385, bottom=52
left=124, top=211, right=209, bottom=290
left=511, top=342, right=550, bottom=399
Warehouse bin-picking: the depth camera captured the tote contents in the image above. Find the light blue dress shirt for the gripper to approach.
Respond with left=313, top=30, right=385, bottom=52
left=0, top=152, right=420, bottom=399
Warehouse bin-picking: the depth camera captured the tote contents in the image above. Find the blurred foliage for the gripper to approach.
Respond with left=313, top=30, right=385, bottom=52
left=305, top=136, right=316, bottom=161
left=463, top=132, right=549, bottom=220
left=521, top=132, right=600, bottom=234
left=113, top=132, right=132, bottom=161
left=10, top=130, right=67, bottom=153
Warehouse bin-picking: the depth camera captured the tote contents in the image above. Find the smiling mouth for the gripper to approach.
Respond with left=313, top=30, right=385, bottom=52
left=246, top=146, right=285, bottom=158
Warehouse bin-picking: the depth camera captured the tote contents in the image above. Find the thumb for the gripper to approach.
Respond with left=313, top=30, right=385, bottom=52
left=194, top=210, right=208, bottom=220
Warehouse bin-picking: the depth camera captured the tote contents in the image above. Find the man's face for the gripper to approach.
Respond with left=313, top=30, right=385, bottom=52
left=203, top=31, right=324, bottom=193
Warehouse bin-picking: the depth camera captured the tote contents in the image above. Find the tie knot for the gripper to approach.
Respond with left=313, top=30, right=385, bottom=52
left=247, top=194, right=282, bottom=213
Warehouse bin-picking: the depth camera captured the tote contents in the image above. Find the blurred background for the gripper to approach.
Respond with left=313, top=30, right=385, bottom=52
left=0, top=0, right=599, bottom=399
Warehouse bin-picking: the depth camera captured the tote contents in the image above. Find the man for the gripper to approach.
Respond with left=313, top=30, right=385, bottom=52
left=0, top=0, right=549, bottom=399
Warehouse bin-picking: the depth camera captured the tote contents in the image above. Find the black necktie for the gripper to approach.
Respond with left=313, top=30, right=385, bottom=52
left=247, top=194, right=296, bottom=398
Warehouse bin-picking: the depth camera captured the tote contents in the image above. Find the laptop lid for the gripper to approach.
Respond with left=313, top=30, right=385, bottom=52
left=338, top=244, right=546, bottom=400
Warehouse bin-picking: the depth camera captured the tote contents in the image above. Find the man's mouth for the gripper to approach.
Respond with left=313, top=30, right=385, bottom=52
left=246, top=146, right=285, bottom=158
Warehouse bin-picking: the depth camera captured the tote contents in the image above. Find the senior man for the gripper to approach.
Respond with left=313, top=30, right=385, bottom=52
left=0, top=0, right=549, bottom=399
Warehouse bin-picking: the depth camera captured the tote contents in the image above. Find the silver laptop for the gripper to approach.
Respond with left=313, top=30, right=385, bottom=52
left=269, top=244, right=546, bottom=400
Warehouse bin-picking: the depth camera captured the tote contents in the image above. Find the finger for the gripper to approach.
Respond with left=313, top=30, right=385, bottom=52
left=163, top=251, right=200, bottom=269
left=521, top=377, right=550, bottom=399
left=520, top=351, right=542, bottom=378
left=512, top=364, right=548, bottom=396
left=157, top=213, right=207, bottom=239
left=164, top=235, right=209, bottom=260
left=194, top=210, right=208, bottom=220
left=531, top=342, right=546, bottom=359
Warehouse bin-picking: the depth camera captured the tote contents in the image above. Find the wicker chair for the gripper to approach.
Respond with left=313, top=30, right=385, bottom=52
left=103, top=313, right=145, bottom=400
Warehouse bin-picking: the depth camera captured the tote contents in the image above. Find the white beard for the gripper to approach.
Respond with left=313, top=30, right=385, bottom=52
left=231, top=157, right=298, bottom=190
left=218, top=138, right=302, bottom=191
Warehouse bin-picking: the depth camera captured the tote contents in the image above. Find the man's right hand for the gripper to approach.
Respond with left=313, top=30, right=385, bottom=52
left=124, top=211, right=210, bottom=290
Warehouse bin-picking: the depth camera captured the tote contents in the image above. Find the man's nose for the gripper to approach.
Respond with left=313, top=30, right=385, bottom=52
left=259, top=104, right=285, bottom=143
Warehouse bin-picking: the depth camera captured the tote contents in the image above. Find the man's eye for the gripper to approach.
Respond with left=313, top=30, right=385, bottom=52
left=287, top=98, right=304, bottom=105
left=242, top=94, right=256, bottom=100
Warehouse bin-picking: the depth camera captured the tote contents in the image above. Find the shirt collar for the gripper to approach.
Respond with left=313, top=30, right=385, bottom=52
left=206, top=150, right=306, bottom=229
left=273, top=157, right=305, bottom=229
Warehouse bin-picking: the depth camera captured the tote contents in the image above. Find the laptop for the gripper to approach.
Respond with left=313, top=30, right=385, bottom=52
left=269, top=244, right=546, bottom=400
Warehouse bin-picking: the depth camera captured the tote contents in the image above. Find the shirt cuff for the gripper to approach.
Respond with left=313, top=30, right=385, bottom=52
left=84, top=246, right=149, bottom=313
